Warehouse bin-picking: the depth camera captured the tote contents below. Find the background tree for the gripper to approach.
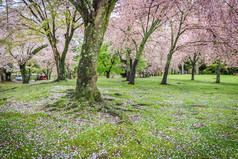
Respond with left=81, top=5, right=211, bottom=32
left=197, top=0, right=238, bottom=83
left=160, top=0, right=200, bottom=84
left=16, top=0, right=81, bottom=81
left=33, top=47, right=55, bottom=80
left=116, top=0, right=172, bottom=85
left=8, top=41, right=48, bottom=84
left=97, top=44, right=123, bottom=78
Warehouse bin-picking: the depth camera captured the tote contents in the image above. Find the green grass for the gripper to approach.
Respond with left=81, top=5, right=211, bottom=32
left=0, top=75, right=238, bottom=158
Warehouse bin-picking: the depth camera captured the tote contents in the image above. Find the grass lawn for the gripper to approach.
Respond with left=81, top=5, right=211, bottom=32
left=0, top=75, right=238, bottom=158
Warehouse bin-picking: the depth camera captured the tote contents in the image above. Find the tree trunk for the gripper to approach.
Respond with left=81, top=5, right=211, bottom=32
left=74, top=24, right=105, bottom=102
left=57, top=59, right=66, bottom=81
left=191, top=63, right=195, bottom=80
left=69, top=70, right=72, bottom=79
left=0, top=73, right=4, bottom=82
left=28, top=67, right=31, bottom=82
left=49, top=68, right=52, bottom=80
left=106, top=71, right=110, bottom=78
left=72, top=0, right=116, bottom=102
left=47, top=38, right=66, bottom=81
left=181, top=62, right=184, bottom=74
left=19, top=64, right=29, bottom=84
left=128, top=59, right=139, bottom=85
left=215, top=62, right=221, bottom=83
left=4, top=71, right=11, bottom=81
left=0, top=68, right=4, bottom=82
left=126, top=50, right=131, bottom=81
left=161, top=52, right=172, bottom=85
left=196, top=63, right=199, bottom=75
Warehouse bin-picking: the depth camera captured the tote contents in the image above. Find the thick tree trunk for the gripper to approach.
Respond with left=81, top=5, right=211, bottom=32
left=59, top=60, right=66, bottom=80
left=74, top=24, right=105, bottom=101
left=161, top=53, right=172, bottom=85
left=128, top=59, right=139, bottom=85
left=19, top=64, right=29, bottom=84
left=72, top=0, right=116, bottom=102
left=215, top=62, right=221, bottom=83
left=191, top=64, right=195, bottom=80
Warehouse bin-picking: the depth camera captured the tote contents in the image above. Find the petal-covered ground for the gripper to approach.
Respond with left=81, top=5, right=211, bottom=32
left=0, top=75, right=238, bottom=158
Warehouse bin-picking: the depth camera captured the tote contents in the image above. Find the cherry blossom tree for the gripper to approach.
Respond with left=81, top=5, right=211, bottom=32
left=15, top=0, right=82, bottom=81
left=115, top=0, right=172, bottom=85
left=160, top=0, right=201, bottom=84
left=196, top=0, right=238, bottom=83
left=33, top=47, right=55, bottom=80
left=8, top=41, right=48, bottom=84
left=69, top=0, right=117, bottom=101
left=106, top=22, right=135, bottom=80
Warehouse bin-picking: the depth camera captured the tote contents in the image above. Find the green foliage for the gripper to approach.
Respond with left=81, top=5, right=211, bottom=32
left=97, top=43, right=124, bottom=77
left=136, top=58, right=147, bottom=72
left=228, top=67, right=238, bottom=74
left=202, top=63, right=228, bottom=74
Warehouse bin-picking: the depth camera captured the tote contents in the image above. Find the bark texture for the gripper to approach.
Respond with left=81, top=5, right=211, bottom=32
left=128, top=59, right=139, bottom=85
left=71, top=0, right=117, bottom=101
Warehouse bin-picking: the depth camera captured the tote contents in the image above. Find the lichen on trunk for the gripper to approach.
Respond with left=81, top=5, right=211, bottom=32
left=74, top=24, right=102, bottom=101
left=74, top=25, right=103, bottom=101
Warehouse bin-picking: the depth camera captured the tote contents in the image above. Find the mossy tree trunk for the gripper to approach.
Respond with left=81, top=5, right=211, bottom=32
left=70, top=0, right=117, bottom=101
left=74, top=24, right=105, bottom=101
